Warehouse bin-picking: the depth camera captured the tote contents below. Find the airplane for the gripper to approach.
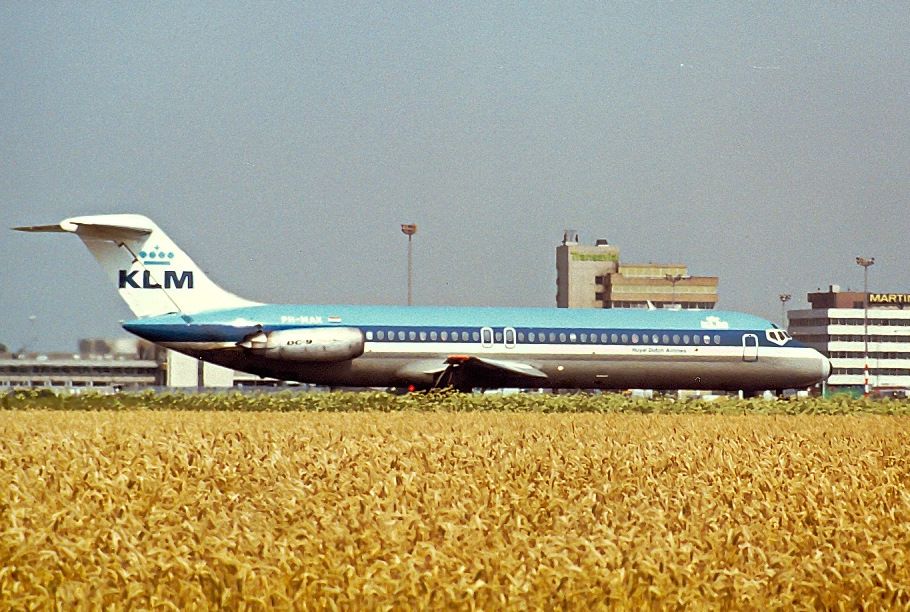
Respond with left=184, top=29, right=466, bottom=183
left=15, top=214, right=830, bottom=393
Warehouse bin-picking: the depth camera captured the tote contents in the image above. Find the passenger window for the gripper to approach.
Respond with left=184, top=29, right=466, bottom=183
left=559, top=333, right=567, bottom=342
left=398, top=331, right=406, bottom=341
left=441, top=331, right=448, bottom=341
left=408, top=331, right=416, bottom=341
left=569, top=333, right=577, bottom=342
left=549, top=333, right=556, bottom=342
left=580, top=333, right=587, bottom=342
left=621, top=334, right=628, bottom=343
left=529, top=332, right=536, bottom=342
left=419, top=331, right=426, bottom=341
left=713, top=334, right=721, bottom=345
left=376, top=330, right=384, bottom=340
left=472, top=331, right=479, bottom=342
left=703, top=335, right=710, bottom=344
left=430, top=331, right=438, bottom=341
left=611, top=333, right=618, bottom=343
left=642, top=334, right=649, bottom=344
left=652, top=334, right=659, bottom=344
left=495, top=331, right=503, bottom=342
left=632, top=334, right=639, bottom=343
left=662, top=334, right=670, bottom=344
left=683, top=334, right=689, bottom=344
left=672, top=334, right=680, bottom=344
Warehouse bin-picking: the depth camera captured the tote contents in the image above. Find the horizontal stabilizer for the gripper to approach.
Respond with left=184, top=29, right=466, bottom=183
left=15, top=219, right=153, bottom=241
left=14, top=224, right=70, bottom=233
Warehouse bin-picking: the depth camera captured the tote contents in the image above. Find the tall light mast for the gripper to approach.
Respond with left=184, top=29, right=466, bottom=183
left=401, top=224, right=418, bottom=306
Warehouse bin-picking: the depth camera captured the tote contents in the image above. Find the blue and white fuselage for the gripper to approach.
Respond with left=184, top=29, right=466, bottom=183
left=17, top=215, right=830, bottom=392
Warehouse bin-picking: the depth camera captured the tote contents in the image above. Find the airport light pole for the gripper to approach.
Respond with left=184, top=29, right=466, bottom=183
left=778, top=294, right=791, bottom=328
left=855, top=256, right=875, bottom=395
left=401, top=224, right=418, bottom=306
left=665, top=273, right=683, bottom=309
left=27, top=315, right=37, bottom=355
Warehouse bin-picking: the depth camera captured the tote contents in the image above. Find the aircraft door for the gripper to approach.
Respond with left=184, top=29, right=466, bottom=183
left=481, top=327, right=494, bottom=348
left=742, top=334, right=759, bottom=362
left=504, top=327, right=516, bottom=349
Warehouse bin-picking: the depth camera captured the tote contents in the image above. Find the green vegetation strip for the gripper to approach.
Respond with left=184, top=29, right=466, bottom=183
left=3, top=389, right=910, bottom=414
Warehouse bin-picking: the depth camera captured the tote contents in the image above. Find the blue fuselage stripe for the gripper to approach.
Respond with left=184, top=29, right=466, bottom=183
left=122, top=323, right=800, bottom=350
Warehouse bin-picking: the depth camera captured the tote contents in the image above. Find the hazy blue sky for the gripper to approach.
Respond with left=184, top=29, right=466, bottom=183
left=2, top=3, right=908, bottom=352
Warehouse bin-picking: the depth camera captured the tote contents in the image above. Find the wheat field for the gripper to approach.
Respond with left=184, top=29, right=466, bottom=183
left=2, top=409, right=910, bottom=609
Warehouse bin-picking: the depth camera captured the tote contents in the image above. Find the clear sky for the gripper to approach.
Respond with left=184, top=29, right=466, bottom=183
left=2, top=3, right=907, bottom=353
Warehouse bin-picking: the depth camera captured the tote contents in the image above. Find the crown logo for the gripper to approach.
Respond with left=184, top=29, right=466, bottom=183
left=139, top=245, right=174, bottom=266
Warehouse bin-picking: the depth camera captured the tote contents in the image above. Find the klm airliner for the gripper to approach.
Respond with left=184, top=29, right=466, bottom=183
left=16, top=215, right=830, bottom=392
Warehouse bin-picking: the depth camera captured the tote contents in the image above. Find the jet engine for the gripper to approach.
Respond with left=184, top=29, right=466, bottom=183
left=238, top=327, right=364, bottom=362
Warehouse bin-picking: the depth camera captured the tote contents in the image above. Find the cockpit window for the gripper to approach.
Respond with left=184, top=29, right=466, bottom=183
left=765, top=329, right=792, bottom=345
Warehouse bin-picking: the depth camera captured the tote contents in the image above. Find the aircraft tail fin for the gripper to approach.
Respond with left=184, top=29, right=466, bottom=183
left=15, top=214, right=259, bottom=318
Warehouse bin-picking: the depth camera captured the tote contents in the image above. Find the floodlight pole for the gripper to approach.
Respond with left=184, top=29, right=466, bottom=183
left=401, top=224, right=418, bottom=306
left=855, top=256, right=875, bottom=396
left=778, top=294, right=791, bottom=328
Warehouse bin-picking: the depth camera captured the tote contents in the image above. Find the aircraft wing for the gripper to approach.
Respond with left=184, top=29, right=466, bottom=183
left=397, top=355, right=549, bottom=390
left=445, top=355, right=548, bottom=379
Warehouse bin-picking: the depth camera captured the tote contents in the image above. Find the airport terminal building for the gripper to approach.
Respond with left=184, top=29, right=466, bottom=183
left=556, top=231, right=719, bottom=309
left=788, top=287, right=910, bottom=394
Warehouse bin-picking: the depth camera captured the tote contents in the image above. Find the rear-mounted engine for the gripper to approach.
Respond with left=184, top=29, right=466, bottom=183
left=238, top=327, right=364, bottom=362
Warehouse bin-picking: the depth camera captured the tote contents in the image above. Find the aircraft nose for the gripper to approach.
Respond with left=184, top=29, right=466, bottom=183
left=821, top=355, right=832, bottom=380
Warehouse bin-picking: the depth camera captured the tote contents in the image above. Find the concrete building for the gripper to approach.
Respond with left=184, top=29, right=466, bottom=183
left=0, top=336, right=293, bottom=391
left=788, top=286, right=910, bottom=394
left=556, top=230, right=718, bottom=309
left=0, top=355, right=162, bottom=390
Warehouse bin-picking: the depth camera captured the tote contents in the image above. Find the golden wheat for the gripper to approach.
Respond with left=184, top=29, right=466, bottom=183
left=2, top=410, right=910, bottom=609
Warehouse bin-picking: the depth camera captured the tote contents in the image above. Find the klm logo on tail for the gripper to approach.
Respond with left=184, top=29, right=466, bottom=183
left=119, top=270, right=194, bottom=289
left=119, top=245, right=194, bottom=289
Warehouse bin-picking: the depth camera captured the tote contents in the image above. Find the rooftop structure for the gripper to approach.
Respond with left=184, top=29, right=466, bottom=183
left=556, top=231, right=718, bottom=309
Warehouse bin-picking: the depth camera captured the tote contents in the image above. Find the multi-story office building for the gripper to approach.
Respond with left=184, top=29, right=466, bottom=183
left=0, top=356, right=162, bottom=390
left=556, top=230, right=719, bottom=309
left=788, top=286, right=910, bottom=394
